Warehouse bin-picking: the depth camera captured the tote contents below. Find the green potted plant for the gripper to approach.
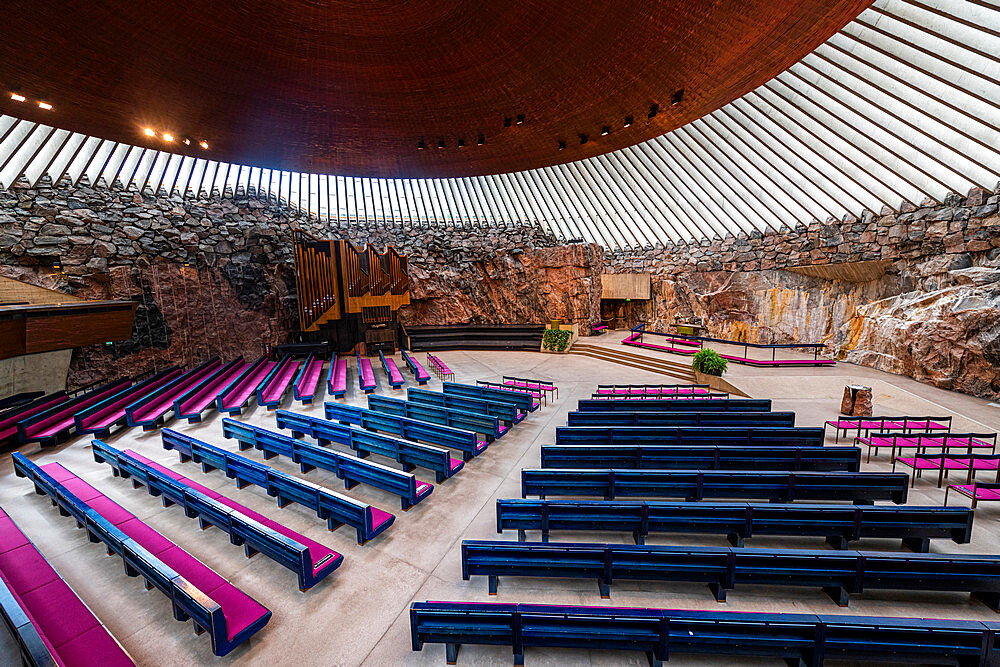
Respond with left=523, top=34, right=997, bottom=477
left=541, top=328, right=572, bottom=353
left=692, top=348, right=728, bottom=376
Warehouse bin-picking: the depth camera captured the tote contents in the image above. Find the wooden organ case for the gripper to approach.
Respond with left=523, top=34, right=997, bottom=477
left=292, top=230, right=410, bottom=353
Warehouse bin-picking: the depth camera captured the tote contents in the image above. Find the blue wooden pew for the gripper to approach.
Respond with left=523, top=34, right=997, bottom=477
left=443, top=381, right=539, bottom=414
left=409, top=388, right=522, bottom=425
left=160, top=428, right=394, bottom=544
left=322, top=402, right=487, bottom=461
left=540, top=444, right=861, bottom=472
left=222, top=418, right=433, bottom=510
left=401, top=350, right=431, bottom=385
left=577, top=397, right=772, bottom=412
left=495, top=500, right=971, bottom=551
left=12, top=452, right=270, bottom=657
left=461, top=539, right=1000, bottom=607
left=379, top=350, right=406, bottom=389
left=368, top=394, right=506, bottom=441
left=409, top=601, right=1000, bottom=666
left=91, top=439, right=344, bottom=590
left=521, top=469, right=909, bottom=504
left=555, top=425, right=825, bottom=448
left=268, top=409, right=464, bottom=483
left=566, top=410, right=796, bottom=427
left=357, top=351, right=377, bottom=393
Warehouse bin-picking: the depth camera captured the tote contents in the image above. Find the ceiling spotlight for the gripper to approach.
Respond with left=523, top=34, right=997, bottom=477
left=558, top=140, right=566, bottom=150
left=10, top=93, right=26, bottom=102
left=163, top=133, right=174, bottom=142
left=477, top=134, right=485, bottom=146
left=579, top=134, right=589, bottom=145
left=671, top=89, right=685, bottom=105
left=199, top=140, right=209, bottom=149
left=503, top=117, right=512, bottom=128
left=457, top=138, right=465, bottom=148
left=437, top=138, right=445, bottom=149
left=144, top=127, right=156, bottom=137
left=648, top=103, right=659, bottom=119
left=624, top=115, right=633, bottom=127
left=183, top=138, right=191, bottom=145
left=516, top=114, right=525, bottom=125
left=601, top=126, right=610, bottom=136
left=37, top=101, right=52, bottom=110
left=417, top=140, right=425, bottom=150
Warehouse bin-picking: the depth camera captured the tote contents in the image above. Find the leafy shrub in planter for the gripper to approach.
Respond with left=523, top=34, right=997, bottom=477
left=542, top=328, right=571, bottom=352
left=692, top=348, right=728, bottom=376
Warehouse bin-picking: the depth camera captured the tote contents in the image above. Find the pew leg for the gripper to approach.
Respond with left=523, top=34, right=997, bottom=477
left=541, top=530, right=549, bottom=544
left=301, top=463, right=316, bottom=474
left=784, top=658, right=809, bottom=667
left=726, top=533, right=743, bottom=548
left=597, top=578, right=610, bottom=599
left=463, top=452, right=473, bottom=463
left=823, top=586, right=850, bottom=607
left=646, top=652, right=663, bottom=667
left=971, top=591, right=1000, bottom=612
left=513, top=650, right=524, bottom=666
left=327, top=518, right=344, bottom=532
left=708, top=582, right=727, bottom=602
left=292, top=430, right=304, bottom=438
left=445, top=643, right=460, bottom=665
left=825, top=535, right=849, bottom=550
left=852, top=499, right=874, bottom=505
left=435, top=471, right=446, bottom=483
left=517, top=529, right=526, bottom=542
left=902, top=537, right=930, bottom=553
left=345, top=478, right=359, bottom=490
left=488, top=575, right=499, bottom=595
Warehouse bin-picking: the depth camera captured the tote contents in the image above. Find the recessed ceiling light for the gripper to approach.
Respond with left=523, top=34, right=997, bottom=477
left=417, top=140, right=425, bottom=150
left=648, top=103, right=659, bottom=119
left=10, top=93, right=26, bottom=102
left=516, top=114, right=525, bottom=125
left=437, top=138, right=445, bottom=149
left=477, top=134, right=484, bottom=146
left=457, top=138, right=465, bottom=148
left=624, top=115, right=633, bottom=127
left=199, top=140, right=209, bottom=149
left=144, top=127, right=156, bottom=137
left=579, top=134, right=589, bottom=145
left=183, top=138, right=191, bottom=145
left=37, top=101, right=52, bottom=110
left=601, top=126, right=610, bottom=136
left=671, top=89, right=685, bottom=105
left=163, top=133, right=174, bottom=142
left=558, top=140, right=566, bottom=150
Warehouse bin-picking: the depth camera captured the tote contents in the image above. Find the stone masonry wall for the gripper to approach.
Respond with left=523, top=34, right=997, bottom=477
left=607, top=187, right=1000, bottom=398
left=0, top=177, right=602, bottom=388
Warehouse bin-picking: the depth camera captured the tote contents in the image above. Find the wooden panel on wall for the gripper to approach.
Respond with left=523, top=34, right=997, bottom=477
left=784, top=259, right=892, bottom=283
left=602, top=273, right=651, bottom=300
left=0, top=276, right=83, bottom=306
left=0, top=317, right=26, bottom=360
left=22, top=303, right=137, bottom=356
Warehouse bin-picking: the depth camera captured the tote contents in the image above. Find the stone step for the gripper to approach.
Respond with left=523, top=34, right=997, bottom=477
left=569, top=343, right=695, bottom=382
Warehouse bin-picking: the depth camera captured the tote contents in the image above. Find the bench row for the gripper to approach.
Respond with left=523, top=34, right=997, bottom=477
left=555, top=425, right=825, bottom=448
left=566, top=410, right=795, bottom=427
left=578, top=397, right=772, bottom=412
left=521, top=469, right=909, bottom=504
left=541, top=444, right=861, bottom=471
left=496, top=499, right=971, bottom=550
left=461, top=539, right=1000, bottom=609
left=410, top=602, right=999, bottom=666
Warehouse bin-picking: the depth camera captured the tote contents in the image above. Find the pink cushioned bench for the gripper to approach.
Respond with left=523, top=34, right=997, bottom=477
left=123, top=449, right=343, bottom=587
left=217, top=355, right=275, bottom=415
left=17, top=380, right=131, bottom=446
left=327, top=355, right=349, bottom=399
left=174, top=358, right=250, bottom=423
left=293, top=354, right=324, bottom=404
left=37, top=462, right=271, bottom=654
left=856, top=432, right=994, bottom=464
left=945, top=481, right=1000, bottom=509
left=126, top=359, right=223, bottom=430
left=894, top=453, right=1000, bottom=488
left=826, top=415, right=952, bottom=443
left=0, top=505, right=135, bottom=666
left=596, top=384, right=711, bottom=396
left=0, top=392, right=70, bottom=445
left=380, top=352, right=406, bottom=390
left=76, top=368, right=185, bottom=436
left=358, top=353, right=377, bottom=394
left=427, top=354, right=454, bottom=382
left=257, top=355, right=302, bottom=410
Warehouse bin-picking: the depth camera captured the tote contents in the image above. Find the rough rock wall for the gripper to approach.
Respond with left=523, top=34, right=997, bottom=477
left=0, top=178, right=602, bottom=388
left=608, top=187, right=1000, bottom=398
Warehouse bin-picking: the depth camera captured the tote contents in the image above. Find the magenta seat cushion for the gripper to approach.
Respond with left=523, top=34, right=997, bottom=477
left=416, top=482, right=433, bottom=496
left=448, top=458, right=463, bottom=472
left=370, top=507, right=394, bottom=530
left=58, top=478, right=105, bottom=503
left=896, top=457, right=940, bottom=469
left=498, top=424, right=508, bottom=435
left=0, top=517, right=31, bottom=553
left=205, top=582, right=269, bottom=641
left=476, top=441, right=487, bottom=452
left=85, top=497, right=137, bottom=527
left=0, top=544, right=60, bottom=595
left=55, top=624, right=134, bottom=667
left=19, top=579, right=99, bottom=648
left=115, top=518, right=175, bottom=557
left=42, top=464, right=76, bottom=483
left=156, top=545, right=228, bottom=595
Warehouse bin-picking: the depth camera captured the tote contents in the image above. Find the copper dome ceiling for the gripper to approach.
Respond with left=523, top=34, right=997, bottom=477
left=0, top=0, right=871, bottom=178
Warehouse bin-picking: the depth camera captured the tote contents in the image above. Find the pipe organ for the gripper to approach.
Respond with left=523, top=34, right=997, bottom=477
left=292, top=230, right=410, bottom=350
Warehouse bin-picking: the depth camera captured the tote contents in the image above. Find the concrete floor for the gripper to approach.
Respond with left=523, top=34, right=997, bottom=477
left=1, top=343, right=999, bottom=666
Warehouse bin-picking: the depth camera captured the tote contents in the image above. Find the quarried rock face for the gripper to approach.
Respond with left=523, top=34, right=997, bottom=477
left=829, top=267, right=1000, bottom=397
